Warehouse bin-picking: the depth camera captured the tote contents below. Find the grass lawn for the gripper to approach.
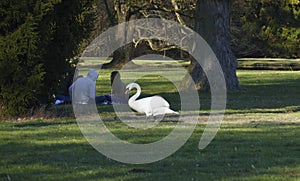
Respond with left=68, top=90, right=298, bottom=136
left=1, top=69, right=300, bottom=180
left=238, top=58, right=300, bottom=71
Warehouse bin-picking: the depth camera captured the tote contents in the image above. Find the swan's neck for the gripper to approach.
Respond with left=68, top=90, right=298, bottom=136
left=128, top=85, right=141, bottom=105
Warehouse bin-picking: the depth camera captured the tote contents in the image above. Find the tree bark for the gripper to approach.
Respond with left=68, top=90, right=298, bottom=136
left=103, top=0, right=116, bottom=26
left=102, top=0, right=133, bottom=69
left=185, top=0, right=240, bottom=91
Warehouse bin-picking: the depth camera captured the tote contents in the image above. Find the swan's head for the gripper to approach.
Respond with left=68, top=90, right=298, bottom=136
left=125, top=83, right=140, bottom=94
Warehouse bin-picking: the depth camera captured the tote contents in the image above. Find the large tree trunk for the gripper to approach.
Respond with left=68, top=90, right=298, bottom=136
left=102, top=0, right=133, bottom=69
left=184, top=0, right=240, bottom=91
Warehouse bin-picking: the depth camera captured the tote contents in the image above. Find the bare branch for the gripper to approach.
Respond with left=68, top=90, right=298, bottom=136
left=171, top=0, right=186, bottom=25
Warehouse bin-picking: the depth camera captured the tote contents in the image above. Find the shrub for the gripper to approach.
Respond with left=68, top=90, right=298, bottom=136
left=0, top=0, right=94, bottom=116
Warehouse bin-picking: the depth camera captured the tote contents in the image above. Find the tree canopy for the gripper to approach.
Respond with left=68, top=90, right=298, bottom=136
left=0, top=0, right=94, bottom=116
left=231, top=0, right=300, bottom=58
left=94, top=0, right=299, bottom=60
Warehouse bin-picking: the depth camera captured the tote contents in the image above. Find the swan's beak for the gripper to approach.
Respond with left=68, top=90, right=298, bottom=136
left=125, top=88, right=129, bottom=95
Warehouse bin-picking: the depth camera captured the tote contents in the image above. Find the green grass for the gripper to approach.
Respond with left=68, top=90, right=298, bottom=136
left=227, top=70, right=300, bottom=112
left=1, top=68, right=300, bottom=180
left=1, top=120, right=299, bottom=180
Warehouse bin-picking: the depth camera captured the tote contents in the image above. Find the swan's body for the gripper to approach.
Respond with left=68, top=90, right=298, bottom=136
left=125, top=83, right=178, bottom=116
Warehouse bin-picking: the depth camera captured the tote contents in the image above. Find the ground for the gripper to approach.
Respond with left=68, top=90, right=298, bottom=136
left=0, top=61, right=300, bottom=180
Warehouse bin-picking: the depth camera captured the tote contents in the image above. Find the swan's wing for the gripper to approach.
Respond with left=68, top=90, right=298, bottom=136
left=149, top=96, right=179, bottom=116
left=150, top=96, right=170, bottom=107
left=130, top=97, right=153, bottom=116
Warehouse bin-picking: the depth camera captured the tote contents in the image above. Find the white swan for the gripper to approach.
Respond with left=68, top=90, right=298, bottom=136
left=125, top=83, right=179, bottom=116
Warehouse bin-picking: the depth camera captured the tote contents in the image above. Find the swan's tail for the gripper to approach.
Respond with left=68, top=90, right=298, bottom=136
left=153, top=107, right=179, bottom=116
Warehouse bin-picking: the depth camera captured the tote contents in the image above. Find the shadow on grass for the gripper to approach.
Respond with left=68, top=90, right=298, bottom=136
left=1, top=121, right=299, bottom=180
left=14, top=120, right=76, bottom=128
left=226, top=72, right=300, bottom=113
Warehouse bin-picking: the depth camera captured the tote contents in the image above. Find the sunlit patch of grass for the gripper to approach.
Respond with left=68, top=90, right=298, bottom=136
left=238, top=58, right=300, bottom=70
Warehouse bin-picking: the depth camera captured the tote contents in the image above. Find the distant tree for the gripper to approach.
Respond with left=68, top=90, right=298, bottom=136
left=0, top=0, right=94, bottom=116
left=231, top=0, right=300, bottom=58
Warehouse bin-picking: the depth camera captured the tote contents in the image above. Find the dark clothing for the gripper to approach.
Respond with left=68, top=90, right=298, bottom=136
left=111, top=79, right=128, bottom=104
